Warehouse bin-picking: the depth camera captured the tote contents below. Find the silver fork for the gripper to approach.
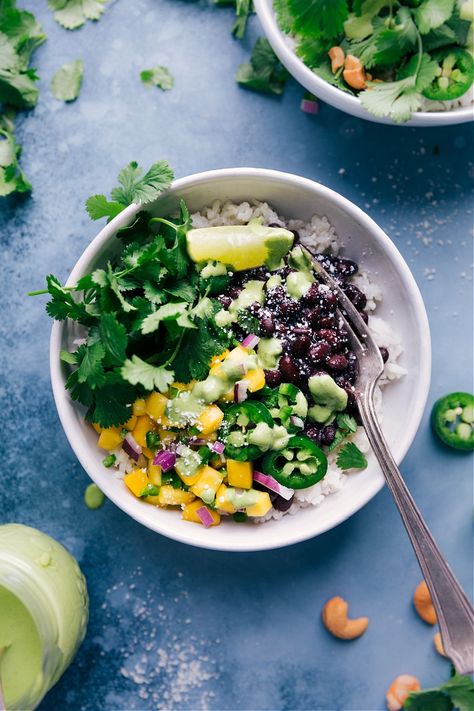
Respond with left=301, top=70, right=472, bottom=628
left=307, top=249, right=474, bottom=675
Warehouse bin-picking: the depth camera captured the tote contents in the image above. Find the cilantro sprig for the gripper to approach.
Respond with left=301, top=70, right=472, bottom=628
left=31, top=160, right=232, bottom=428
left=47, top=0, right=110, bottom=31
left=336, top=442, right=368, bottom=470
left=236, top=37, right=288, bottom=95
left=404, top=671, right=474, bottom=711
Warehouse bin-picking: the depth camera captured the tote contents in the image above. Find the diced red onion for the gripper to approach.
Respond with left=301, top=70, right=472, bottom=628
left=211, top=440, right=225, bottom=454
left=153, top=450, right=176, bottom=471
left=290, top=416, right=305, bottom=430
left=190, top=437, right=207, bottom=446
left=300, top=98, right=319, bottom=115
left=241, top=334, right=260, bottom=349
left=122, top=433, right=142, bottom=462
left=196, top=506, right=214, bottom=528
left=234, top=380, right=249, bottom=403
left=253, top=470, right=294, bottom=500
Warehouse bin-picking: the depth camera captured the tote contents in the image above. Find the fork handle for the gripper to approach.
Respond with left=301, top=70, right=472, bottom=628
left=358, top=385, right=474, bottom=675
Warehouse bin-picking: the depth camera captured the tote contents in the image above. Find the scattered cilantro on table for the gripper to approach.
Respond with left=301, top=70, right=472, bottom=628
left=140, top=66, right=174, bottom=91
left=47, top=0, right=110, bottom=30
left=0, top=0, right=46, bottom=196
left=214, top=0, right=254, bottom=39
left=404, top=671, right=474, bottom=711
left=51, top=59, right=83, bottom=102
left=31, top=160, right=232, bottom=428
left=236, top=37, right=288, bottom=95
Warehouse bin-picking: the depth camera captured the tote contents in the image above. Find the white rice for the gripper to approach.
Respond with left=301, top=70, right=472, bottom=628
left=109, top=200, right=406, bottom=523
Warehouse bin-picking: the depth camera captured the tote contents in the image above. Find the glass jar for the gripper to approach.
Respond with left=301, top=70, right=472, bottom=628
left=0, top=524, right=89, bottom=710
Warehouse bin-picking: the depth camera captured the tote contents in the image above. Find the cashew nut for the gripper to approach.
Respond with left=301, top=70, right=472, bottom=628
left=328, top=46, right=345, bottom=74
left=433, top=631, right=447, bottom=657
left=321, top=596, right=369, bottom=640
left=386, top=675, right=421, bottom=711
left=413, top=580, right=437, bottom=625
left=343, top=54, right=367, bottom=90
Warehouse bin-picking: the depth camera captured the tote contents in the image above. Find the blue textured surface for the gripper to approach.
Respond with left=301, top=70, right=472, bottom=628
left=1, top=1, right=473, bottom=709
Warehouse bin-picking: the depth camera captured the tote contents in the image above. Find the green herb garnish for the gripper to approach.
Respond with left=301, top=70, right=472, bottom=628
left=404, top=671, right=474, bottom=711
left=51, top=59, right=83, bottom=102
left=236, top=37, right=288, bottom=95
left=47, top=0, right=110, bottom=30
left=146, top=431, right=161, bottom=449
left=140, top=66, right=174, bottom=91
left=336, top=442, right=368, bottom=470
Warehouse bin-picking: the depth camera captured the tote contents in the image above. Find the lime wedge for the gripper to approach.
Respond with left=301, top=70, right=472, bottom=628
left=186, top=223, right=294, bottom=271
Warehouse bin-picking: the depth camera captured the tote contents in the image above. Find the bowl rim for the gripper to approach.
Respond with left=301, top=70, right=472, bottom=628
left=50, top=167, right=432, bottom=551
left=253, top=0, right=474, bottom=128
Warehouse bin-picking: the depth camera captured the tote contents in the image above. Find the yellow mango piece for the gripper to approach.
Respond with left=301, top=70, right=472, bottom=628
left=197, top=405, right=224, bottom=435
left=175, top=460, right=202, bottom=487
left=123, top=415, right=137, bottom=431
left=209, top=350, right=230, bottom=374
left=227, top=460, right=253, bottom=489
left=191, top=466, right=224, bottom=502
left=97, top=427, right=123, bottom=451
left=132, top=415, right=155, bottom=448
left=92, top=423, right=103, bottom=434
left=246, top=491, right=272, bottom=517
left=215, top=483, right=237, bottom=514
left=219, top=387, right=235, bottom=403
left=147, top=462, right=162, bottom=486
left=228, top=345, right=250, bottom=360
left=144, top=495, right=161, bottom=506
left=142, top=446, right=155, bottom=461
left=170, top=381, right=195, bottom=393
left=158, top=486, right=195, bottom=507
left=242, top=368, right=265, bottom=393
left=158, top=427, right=176, bottom=446
left=124, top=468, right=150, bottom=498
left=145, top=392, right=168, bottom=421
left=133, top=398, right=147, bottom=416
left=182, top=500, right=221, bottom=526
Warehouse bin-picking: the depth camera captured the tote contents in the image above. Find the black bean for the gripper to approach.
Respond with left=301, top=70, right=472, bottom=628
left=344, top=284, right=367, bottom=310
left=260, top=316, right=275, bottom=337
left=218, top=295, right=232, bottom=309
left=278, top=299, right=299, bottom=320
left=302, top=283, right=320, bottom=305
left=265, top=370, right=282, bottom=388
left=272, top=494, right=295, bottom=512
left=379, top=347, right=389, bottom=363
left=327, top=354, right=348, bottom=371
left=316, top=329, right=340, bottom=349
left=279, top=355, right=300, bottom=383
left=318, top=285, right=338, bottom=308
left=304, top=425, right=324, bottom=445
left=291, top=334, right=311, bottom=357
left=321, top=424, right=337, bottom=446
left=248, top=301, right=263, bottom=317
left=336, top=258, right=358, bottom=279
left=307, top=307, right=322, bottom=329
left=309, top=343, right=331, bottom=363
left=318, top=314, right=337, bottom=329
left=228, top=285, right=242, bottom=299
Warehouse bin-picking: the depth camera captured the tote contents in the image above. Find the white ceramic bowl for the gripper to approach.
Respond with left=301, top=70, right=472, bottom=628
left=51, top=168, right=431, bottom=551
left=254, top=0, right=474, bottom=127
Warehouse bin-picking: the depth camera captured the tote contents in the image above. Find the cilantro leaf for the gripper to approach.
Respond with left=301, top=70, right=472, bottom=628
left=236, top=37, right=288, bottom=96
left=121, top=355, right=174, bottom=393
left=398, top=52, right=439, bottom=91
left=47, top=0, right=110, bottom=30
left=414, top=0, right=455, bottom=35
left=372, top=7, right=418, bottom=66
left=51, top=58, right=83, bottom=102
left=172, top=316, right=230, bottom=382
left=328, top=413, right=358, bottom=451
left=336, top=442, right=368, bottom=470
left=87, top=375, right=135, bottom=427
left=85, top=194, right=125, bottom=221
left=45, top=274, right=91, bottom=323
left=359, top=75, right=421, bottom=123
left=0, top=127, right=31, bottom=196
left=98, top=312, right=128, bottom=365
left=111, top=160, right=174, bottom=206
left=285, top=0, right=349, bottom=39
left=140, top=65, right=174, bottom=91
left=404, top=673, right=474, bottom=711
left=141, top=302, right=191, bottom=335
left=77, top=342, right=106, bottom=388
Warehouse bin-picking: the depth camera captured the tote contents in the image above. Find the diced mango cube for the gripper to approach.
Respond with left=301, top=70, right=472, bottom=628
left=158, top=486, right=195, bottom=507
left=97, top=427, right=123, bottom=451
left=197, top=405, right=224, bottom=435
left=144, top=494, right=161, bottom=506
left=124, top=468, right=150, bottom=498
left=123, top=415, right=138, bottom=431
left=133, top=399, right=147, bottom=416
left=215, top=483, right=237, bottom=514
left=182, top=500, right=221, bottom=526
left=209, top=351, right=230, bottom=375
left=142, top=447, right=155, bottom=460
left=92, top=423, right=103, bottom=434
left=227, top=460, right=253, bottom=489
left=228, top=345, right=249, bottom=360
left=175, top=458, right=202, bottom=487
left=145, top=392, right=168, bottom=421
left=246, top=491, right=272, bottom=517
left=170, top=381, right=195, bottom=393
left=147, top=462, right=162, bottom=486
left=132, top=415, right=155, bottom=448
left=191, top=465, right=224, bottom=503
left=158, top=427, right=176, bottom=446
left=219, top=387, right=235, bottom=403
left=243, top=368, right=265, bottom=393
